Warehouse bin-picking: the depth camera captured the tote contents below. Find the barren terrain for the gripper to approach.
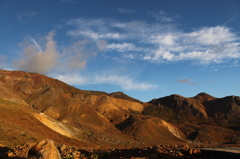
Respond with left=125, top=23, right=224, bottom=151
left=0, top=69, right=239, bottom=158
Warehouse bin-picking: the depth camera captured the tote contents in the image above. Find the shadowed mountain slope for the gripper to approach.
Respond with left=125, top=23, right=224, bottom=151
left=0, top=69, right=240, bottom=148
left=145, top=92, right=240, bottom=125
left=203, top=95, right=240, bottom=124
left=144, top=93, right=240, bottom=144
left=144, top=93, right=209, bottom=124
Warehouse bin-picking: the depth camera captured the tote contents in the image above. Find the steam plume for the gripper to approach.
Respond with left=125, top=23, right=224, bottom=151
left=15, top=31, right=59, bottom=74
left=15, top=31, right=97, bottom=75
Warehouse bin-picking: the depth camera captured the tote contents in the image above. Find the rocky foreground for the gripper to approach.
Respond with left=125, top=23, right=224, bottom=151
left=2, top=139, right=239, bottom=159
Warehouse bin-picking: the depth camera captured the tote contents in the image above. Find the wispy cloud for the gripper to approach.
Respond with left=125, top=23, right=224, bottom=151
left=55, top=73, right=157, bottom=91
left=177, top=78, right=198, bottom=85
left=62, top=40, right=97, bottom=71
left=16, top=11, right=37, bottom=22
left=149, top=10, right=175, bottom=22
left=106, top=43, right=137, bottom=52
left=65, top=17, right=240, bottom=65
left=115, top=8, right=135, bottom=14
left=145, top=26, right=240, bottom=63
left=15, top=29, right=155, bottom=91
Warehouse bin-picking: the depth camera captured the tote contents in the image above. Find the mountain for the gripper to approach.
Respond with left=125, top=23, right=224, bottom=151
left=203, top=95, right=240, bottom=124
left=0, top=70, right=183, bottom=148
left=144, top=92, right=240, bottom=144
left=109, top=91, right=142, bottom=103
left=145, top=92, right=240, bottom=125
left=0, top=69, right=239, bottom=148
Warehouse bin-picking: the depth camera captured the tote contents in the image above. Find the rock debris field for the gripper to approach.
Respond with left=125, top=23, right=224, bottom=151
left=2, top=140, right=239, bottom=159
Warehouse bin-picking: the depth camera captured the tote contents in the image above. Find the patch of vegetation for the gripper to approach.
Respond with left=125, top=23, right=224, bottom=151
left=90, top=153, right=100, bottom=159
left=20, top=133, right=27, bottom=137
left=63, top=154, right=74, bottom=159
left=109, top=92, right=142, bottom=103
left=23, top=74, right=30, bottom=78
left=28, top=137, right=37, bottom=142
left=12, top=137, right=18, bottom=139
left=130, top=110, right=141, bottom=115
left=90, top=151, right=112, bottom=159
left=0, top=99, right=15, bottom=105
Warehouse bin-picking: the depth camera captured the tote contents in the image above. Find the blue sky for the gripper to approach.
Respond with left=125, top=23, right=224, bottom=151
left=0, top=0, right=240, bottom=102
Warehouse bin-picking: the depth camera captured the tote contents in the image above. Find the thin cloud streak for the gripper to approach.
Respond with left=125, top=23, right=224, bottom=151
left=29, top=37, right=43, bottom=52
left=106, top=43, right=137, bottom=52
left=55, top=73, right=157, bottom=91
left=149, top=10, right=175, bottom=22
left=116, top=8, right=135, bottom=14
left=177, top=78, right=198, bottom=85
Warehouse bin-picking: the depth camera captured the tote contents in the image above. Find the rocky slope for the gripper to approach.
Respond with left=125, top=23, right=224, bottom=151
left=0, top=70, right=182, bottom=148
left=145, top=92, right=240, bottom=125
left=0, top=69, right=239, bottom=149
left=144, top=93, right=240, bottom=144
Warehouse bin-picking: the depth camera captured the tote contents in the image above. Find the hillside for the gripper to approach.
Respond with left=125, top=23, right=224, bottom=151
left=145, top=92, right=240, bottom=125
left=0, top=70, right=182, bottom=148
left=144, top=93, right=240, bottom=144
left=0, top=69, right=239, bottom=149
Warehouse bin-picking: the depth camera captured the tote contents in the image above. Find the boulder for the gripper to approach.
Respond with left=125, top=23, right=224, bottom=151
left=27, top=140, right=61, bottom=159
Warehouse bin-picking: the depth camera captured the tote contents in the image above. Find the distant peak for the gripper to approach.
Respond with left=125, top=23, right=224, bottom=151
left=169, top=94, right=185, bottom=98
left=109, top=92, right=142, bottom=103
left=109, top=91, right=124, bottom=95
left=193, top=92, right=216, bottom=102
left=196, top=92, right=211, bottom=96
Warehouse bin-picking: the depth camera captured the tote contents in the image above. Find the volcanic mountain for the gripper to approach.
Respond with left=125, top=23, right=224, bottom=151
left=0, top=69, right=239, bottom=148
left=144, top=93, right=240, bottom=144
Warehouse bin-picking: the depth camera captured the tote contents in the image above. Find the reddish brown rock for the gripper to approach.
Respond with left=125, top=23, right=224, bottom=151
left=188, top=148, right=193, bottom=155
left=27, top=140, right=61, bottom=159
left=193, top=148, right=201, bottom=154
left=182, top=143, right=189, bottom=149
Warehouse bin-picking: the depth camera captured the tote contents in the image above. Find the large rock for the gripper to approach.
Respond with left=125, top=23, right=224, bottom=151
left=27, top=140, right=61, bottom=159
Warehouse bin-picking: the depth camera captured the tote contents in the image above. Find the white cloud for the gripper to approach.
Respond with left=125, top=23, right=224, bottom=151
left=65, top=18, right=240, bottom=64
left=68, top=30, right=122, bottom=40
left=106, top=43, right=136, bottom=52
left=95, top=74, right=157, bottom=90
left=151, top=34, right=176, bottom=46
left=188, top=26, right=236, bottom=45
left=55, top=74, right=88, bottom=85
left=144, top=26, right=240, bottom=64
left=55, top=73, right=157, bottom=91
left=123, top=53, right=135, bottom=59
left=66, top=18, right=151, bottom=42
